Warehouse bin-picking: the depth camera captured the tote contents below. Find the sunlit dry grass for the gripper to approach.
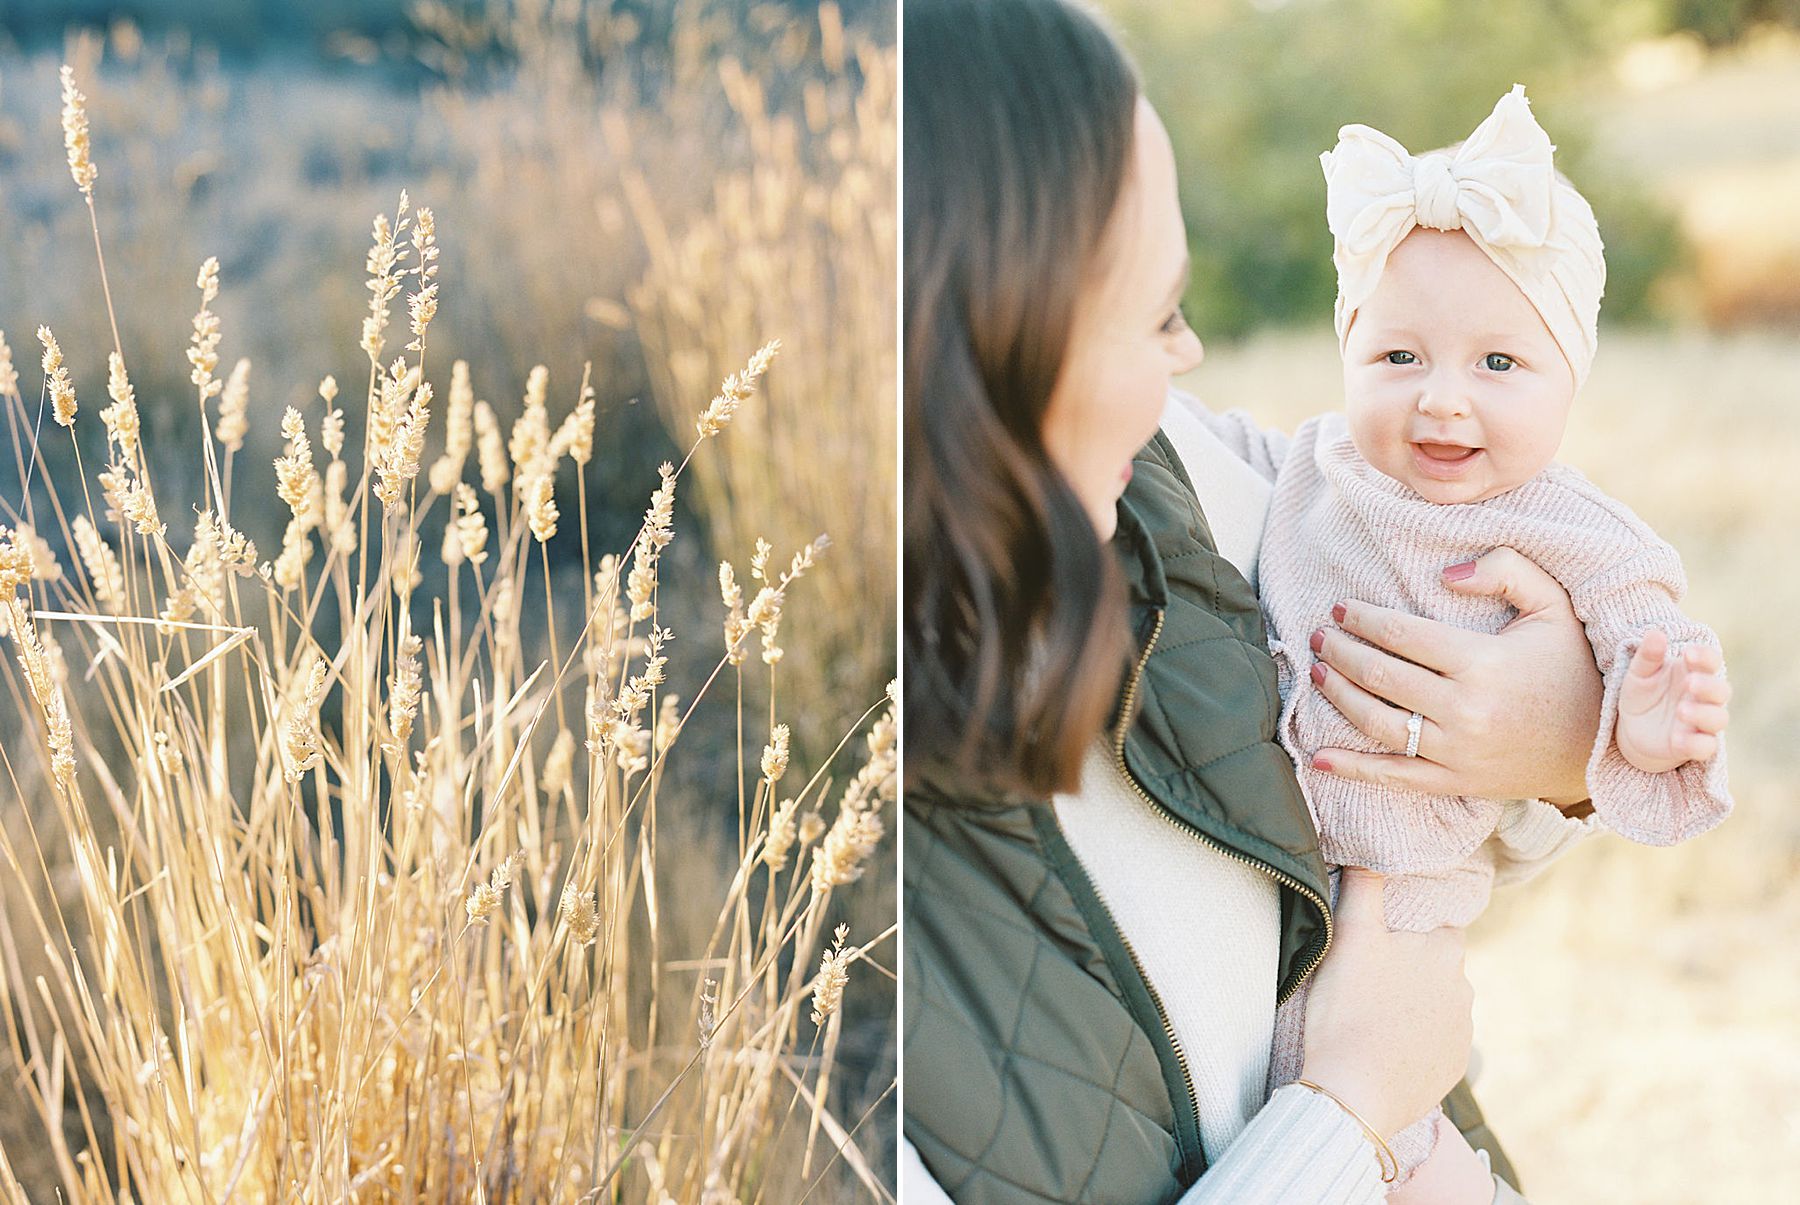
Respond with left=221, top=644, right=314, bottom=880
left=1184, top=326, right=1800, bottom=1202
left=426, top=0, right=898, bottom=755
left=0, top=58, right=895, bottom=1203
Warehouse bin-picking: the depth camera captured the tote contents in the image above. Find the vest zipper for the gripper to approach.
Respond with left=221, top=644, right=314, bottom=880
left=1109, top=607, right=1334, bottom=1011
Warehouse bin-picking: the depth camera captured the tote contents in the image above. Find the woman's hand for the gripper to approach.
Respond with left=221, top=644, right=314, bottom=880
left=1307, top=546, right=1602, bottom=807
left=1299, top=869, right=1473, bottom=1141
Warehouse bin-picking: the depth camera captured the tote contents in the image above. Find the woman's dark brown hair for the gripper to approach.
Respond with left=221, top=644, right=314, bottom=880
left=904, top=0, right=1140, bottom=797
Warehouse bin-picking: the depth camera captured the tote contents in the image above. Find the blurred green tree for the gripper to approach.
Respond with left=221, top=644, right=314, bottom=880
left=1664, top=0, right=1800, bottom=44
left=1105, top=0, right=1685, bottom=337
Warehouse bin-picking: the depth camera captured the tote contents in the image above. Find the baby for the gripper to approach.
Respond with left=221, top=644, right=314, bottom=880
left=1188, top=86, right=1733, bottom=1192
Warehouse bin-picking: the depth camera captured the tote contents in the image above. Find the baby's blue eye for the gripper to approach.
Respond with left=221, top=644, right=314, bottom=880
left=1161, top=306, right=1191, bottom=336
left=1385, top=351, right=1416, bottom=365
left=1485, top=353, right=1515, bottom=371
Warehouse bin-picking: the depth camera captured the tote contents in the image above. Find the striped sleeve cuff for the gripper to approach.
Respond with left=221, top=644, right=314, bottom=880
left=1178, top=1085, right=1387, bottom=1205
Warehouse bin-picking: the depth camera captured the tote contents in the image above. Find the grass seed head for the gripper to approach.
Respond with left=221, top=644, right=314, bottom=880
left=719, top=561, right=751, bottom=665
left=101, top=352, right=140, bottom=457
left=38, top=326, right=77, bottom=427
left=430, top=360, right=474, bottom=493
left=0, top=527, right=35, bottom=595
left=323, top=460, right=355, bottom=554
left=566, top=385, right=596, bottom=465
left=762, top=796, right=799, bottom=870
left=542, top=729, right=576, bottom=797
left=216, top=358, right=250, bottom=452
left=188, top=258, right=224, bottom=401
left=376, top=382, right=432, bottom=513
left=0, top=330, right=19, bottom=401
left=810, top=806, right=884, bottom=892
left=509, top=367, right=551, bottom=477
left=474, top=399, right=509, bottom=495
left=97, top=462, right=163, bottom=536
left=654, top=693, right=682, bottom=753
left=760, top=723, right=790, bottom=784
left=273, top=516, right=314, bottom=592
left=558, top=884, right=598, bottom=946
left=60, top=65, right=96, bottom=194
left=524, top=448, right=559, bottom=543
left=362, top=207, right=404, bottom=362
left=405, top=207, right=439, bottom=353
left=384, top=632, right=424, bottom=752
left=451, top=483, right=489, bottom=566
left=284, top=655, right=330, bottom=782
left=810, top=925, right=852, bottom=1026
left=696, top=338, right=781, bottom=438
left=275, top=407, right=320, bottom=522
left=465, top=881, right=501, bottom=925
left=698, top=978, right=719, bottom=1049
left=12, top=526, right=60, bottom=585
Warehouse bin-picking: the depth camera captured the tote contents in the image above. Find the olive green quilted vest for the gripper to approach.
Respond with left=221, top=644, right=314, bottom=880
left=904, top=431, right=1516, bottom=1203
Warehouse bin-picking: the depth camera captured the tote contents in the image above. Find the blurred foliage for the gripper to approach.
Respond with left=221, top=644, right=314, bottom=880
left=1103, top=0, right=1703, bottom=337
left=0, top=0, right=890, bottom=54
left=1667, top=0, right=1800, bottom=44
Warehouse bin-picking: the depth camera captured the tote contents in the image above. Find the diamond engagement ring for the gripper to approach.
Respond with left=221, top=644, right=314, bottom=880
left=1404, top=711, right=1424, bottom=758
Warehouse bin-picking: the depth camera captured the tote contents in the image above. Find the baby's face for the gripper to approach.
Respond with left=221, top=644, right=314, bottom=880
left=1343, top=228, right=1576, bottom=505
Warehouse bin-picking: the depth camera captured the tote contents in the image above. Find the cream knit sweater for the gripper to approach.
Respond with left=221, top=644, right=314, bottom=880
left=903, top=399, right=1524, bottom=1203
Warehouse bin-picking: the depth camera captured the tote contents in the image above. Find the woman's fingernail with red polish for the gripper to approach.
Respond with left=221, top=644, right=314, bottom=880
left=1312, top=754, right=1333, bottom=772
left=1331, top=603, right=1346, bottom=624
left=1309, top=629, right=1325, bottom=653
left=1444, top=561, right=1477, bottom=581
left=1311, top=663, right=1327, bottom=685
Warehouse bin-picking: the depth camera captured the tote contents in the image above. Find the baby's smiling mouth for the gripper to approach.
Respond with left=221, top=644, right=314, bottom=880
left=1409, top=440, right=1486, bottom=481
left=1412, top=441, right=1482, bottom=463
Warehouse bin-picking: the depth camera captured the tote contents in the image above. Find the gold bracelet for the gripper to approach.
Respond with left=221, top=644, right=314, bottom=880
left=1292, top=1079, right=1398, bottom=1184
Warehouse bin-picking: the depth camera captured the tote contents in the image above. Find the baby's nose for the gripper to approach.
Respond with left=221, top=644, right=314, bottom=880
left=1416, top=385, right=1472, bottom=420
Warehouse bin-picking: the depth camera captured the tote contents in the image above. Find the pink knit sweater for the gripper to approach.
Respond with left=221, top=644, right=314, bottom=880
left=1192, top=401, right=1733, bottom=931
left=1187, top=397, right=1734, bottom=1182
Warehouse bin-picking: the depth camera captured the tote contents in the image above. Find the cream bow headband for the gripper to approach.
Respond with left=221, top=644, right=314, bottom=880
left=1321, top=84, right=1606, bottom=386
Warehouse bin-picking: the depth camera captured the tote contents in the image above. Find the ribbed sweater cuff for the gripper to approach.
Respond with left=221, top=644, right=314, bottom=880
left=1179, top=1085, right=1386, bottom=1204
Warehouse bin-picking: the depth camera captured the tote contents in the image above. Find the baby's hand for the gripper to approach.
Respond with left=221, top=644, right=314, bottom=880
left=1615, top=628, right=1730, bottom=774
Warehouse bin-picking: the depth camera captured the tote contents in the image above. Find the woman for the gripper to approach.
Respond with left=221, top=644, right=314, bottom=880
left=902, top=1, right=1604, bottom=1201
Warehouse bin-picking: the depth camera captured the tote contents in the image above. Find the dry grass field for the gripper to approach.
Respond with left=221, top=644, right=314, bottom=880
left=1184, top=326, right=1800, bottom=1202
left=0, top=6, right=897, bottom=1199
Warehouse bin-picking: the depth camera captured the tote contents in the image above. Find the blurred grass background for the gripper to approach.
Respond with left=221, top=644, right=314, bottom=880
left=0, top=0, right=896, bottom=1193
left=1101, top=0, right=1800, bottom=1198
left=0, top=0, right=895, bottom=761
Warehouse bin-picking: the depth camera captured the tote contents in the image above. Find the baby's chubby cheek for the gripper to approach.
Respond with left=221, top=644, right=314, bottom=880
left=1341, top=388, right=1410, bottom=475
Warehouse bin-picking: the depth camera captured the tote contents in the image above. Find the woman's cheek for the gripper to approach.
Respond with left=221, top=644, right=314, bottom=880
left=1130, top=356, right=1172, bottom=438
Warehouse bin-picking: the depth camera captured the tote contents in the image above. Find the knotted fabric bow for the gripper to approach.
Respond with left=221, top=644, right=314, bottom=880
left=1321, top=84, right=1606, bottom=386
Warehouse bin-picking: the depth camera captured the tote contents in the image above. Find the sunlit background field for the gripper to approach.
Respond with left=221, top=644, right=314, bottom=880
left=1111, top=0, right=1800, bottom=1198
